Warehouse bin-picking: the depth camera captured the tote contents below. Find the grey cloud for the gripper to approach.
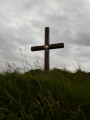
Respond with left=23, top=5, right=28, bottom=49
left=72, top=46, right=90, bottom=58
left=22, top=0, right=37, bottom=10
left=76, top=33, right=90, bottom=47
left=0, top=0, right=90, bottom=72
left=0, top=36, right=20, bottom=61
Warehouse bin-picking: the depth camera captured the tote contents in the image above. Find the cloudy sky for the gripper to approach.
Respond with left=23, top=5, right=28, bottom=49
left=0, top=0, right=90, bottom=72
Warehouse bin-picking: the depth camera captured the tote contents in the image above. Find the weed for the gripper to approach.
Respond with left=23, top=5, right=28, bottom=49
left=0, top=68, right=90, bottom=119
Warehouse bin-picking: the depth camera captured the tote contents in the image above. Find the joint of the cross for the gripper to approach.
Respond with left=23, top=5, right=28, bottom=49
left=44, top=45, right=49, bottom=49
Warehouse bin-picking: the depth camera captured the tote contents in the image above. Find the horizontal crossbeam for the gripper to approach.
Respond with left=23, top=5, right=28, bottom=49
left=49, top=43, right=64, bottom=49
left=31, top=43, right=64, bottom=51
left=31, top=45, right=44, bottom=51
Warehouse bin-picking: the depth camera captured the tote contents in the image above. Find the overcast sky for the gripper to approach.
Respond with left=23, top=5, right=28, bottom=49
left=0, top=0, right=90, bottom=72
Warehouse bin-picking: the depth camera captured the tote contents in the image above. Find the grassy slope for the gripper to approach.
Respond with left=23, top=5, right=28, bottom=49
left=0, top=68, right=90, bottom=120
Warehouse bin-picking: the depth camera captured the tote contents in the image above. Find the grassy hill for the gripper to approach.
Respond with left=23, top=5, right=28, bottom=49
left=0, top=68, right=90, bottom=120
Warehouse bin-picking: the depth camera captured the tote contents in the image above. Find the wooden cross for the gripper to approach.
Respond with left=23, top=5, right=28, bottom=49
left=31, top=27, right=64, bottom=72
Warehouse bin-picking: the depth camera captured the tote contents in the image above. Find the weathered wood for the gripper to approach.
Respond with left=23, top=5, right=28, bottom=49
left=45, top=27, right=49, bottom=72
left=31, top=27, right=64, bottom=73
left=31, top=43, right=64, bottom=51
left=31, top=45, right=44, bottom=51
left=49, top=43, right=64, bottom=49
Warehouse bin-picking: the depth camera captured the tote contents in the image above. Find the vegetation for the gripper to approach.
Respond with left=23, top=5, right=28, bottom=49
left=0, top=68, right=90, bottom=120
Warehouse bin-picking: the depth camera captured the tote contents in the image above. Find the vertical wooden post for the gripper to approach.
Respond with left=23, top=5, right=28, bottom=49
left=44, top=27, right=49, bottom=72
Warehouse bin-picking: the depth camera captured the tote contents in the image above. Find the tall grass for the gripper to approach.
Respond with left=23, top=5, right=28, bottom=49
left=0, top=68, right=90, bottom=120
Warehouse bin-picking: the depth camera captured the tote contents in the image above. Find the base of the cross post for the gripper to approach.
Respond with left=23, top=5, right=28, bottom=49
left=44, top=50, right=49, bottom=72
